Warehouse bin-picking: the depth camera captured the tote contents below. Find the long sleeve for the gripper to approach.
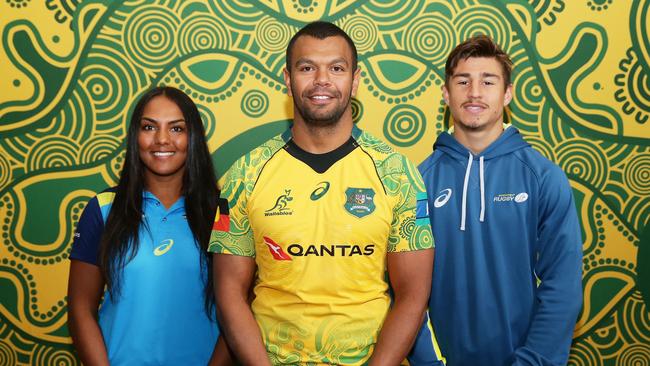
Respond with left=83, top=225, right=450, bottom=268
left=512, top=166, right=583, bottom=366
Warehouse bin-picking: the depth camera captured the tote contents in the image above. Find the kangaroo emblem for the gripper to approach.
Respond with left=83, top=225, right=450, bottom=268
left=266, top=189, right=293, bottom=213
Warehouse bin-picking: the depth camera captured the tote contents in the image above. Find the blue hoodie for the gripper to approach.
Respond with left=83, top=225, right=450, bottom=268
left=412, top=126, right=582, bottom=366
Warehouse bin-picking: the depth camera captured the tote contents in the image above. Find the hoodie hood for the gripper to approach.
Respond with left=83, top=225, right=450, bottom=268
left=431, top=125, right=530, bottom=231
left=433, top=124, right=530, bottom=161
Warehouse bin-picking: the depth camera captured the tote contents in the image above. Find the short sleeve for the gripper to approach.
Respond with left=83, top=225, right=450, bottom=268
left=208, top=160, right=255, bottom=257
left=388, top=155, right=434, bottom=252
left=69, top=196, right=104, bottom=265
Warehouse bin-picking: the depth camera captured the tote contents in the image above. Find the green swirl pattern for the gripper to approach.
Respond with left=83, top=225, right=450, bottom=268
left=0, top=153, right=12, bottom=190
left=241, top=89, right=269, bottom=118
left=411, top=224, right=434, bottom=251
left=614, top=48, right=650, bottom=125
left=196, top=103, right=218, bottom=142
left=123, top=6, right=180, bottom=71
left=403, top=14, right=456, bottom=66
left=568, top=341, right=603, bottom=366
left=255, top=16, right=293, bottom=53
left=556, top=138, right=609, bottom=190
left=31, top=345, right=78, bottom=366
left=1, top=1, right=649, bottom=364
left=178, top=14, right=231, bottom=56
left=360, top=0, right=423, bottom=28
left=454, top=5, right=511, bottom=53
left=383, top=105, right=427, bottom=147
left=25, top=136, right=80, bottom=172
left=351, top=97, right=364, bottom=124
left=617, top=344, right=650, bottom=366
left=624, top=154, right=650, bottom=196
left=340, top=15, right=378, bottom=54
left=0, top=339, right=17, bottom=366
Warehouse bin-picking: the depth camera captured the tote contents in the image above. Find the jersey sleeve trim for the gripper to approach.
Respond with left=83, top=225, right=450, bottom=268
left=212, top=198, right=230, bottom=232
left=69, top=196, right=104, bottom=266
left=209, top=133, right=289, bottom=257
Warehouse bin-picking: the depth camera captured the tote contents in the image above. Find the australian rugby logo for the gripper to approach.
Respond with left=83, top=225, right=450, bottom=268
left=265, top=189, right=294, bottom=216
left=344, top=187, right=375, bottom=218
left=494, top=192, right=529, bottom=203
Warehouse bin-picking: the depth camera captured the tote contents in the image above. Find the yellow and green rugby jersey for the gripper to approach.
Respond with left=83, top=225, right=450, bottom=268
left=209, top=126, right=434, bottom=365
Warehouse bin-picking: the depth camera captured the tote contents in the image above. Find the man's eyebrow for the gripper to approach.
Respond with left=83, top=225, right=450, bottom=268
left=481, top=72, right=501, bottom=78
left=329, top=57, right=349, bottom=65
left=295, top=58, right=313, bottom=66
left=451, top=72, right=501, bottom=79
left=295, top=57, right=349, bottom=66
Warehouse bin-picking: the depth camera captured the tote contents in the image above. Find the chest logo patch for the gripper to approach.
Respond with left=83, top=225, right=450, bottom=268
left=154, top=239, right=174, bottom=256
left=263, top=236, right=292, bottom=261
left=434, top=188, right=452, bottom=208
left=310, top=181, right=330, bottom=201
left=265, top=189, right=294, bottom=216
left=494, top=192, right=529, bottom=203
left=344, top=188, right=375, bottom=218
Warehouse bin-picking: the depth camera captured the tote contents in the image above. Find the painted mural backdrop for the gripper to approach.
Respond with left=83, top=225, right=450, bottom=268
left=0, top=0, right=648, bottom=364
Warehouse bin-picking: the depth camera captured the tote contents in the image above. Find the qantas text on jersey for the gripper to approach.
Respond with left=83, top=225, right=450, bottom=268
left=264, top=237, right=376, bottom=258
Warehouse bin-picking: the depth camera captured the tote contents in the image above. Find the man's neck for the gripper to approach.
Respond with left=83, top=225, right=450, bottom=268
left=452, top=122, right=504, bottom=155
left=291, top=113, right=354, bottom=154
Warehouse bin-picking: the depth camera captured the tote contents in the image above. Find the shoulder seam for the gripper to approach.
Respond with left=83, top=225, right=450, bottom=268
left=512, top=149, right=542, bottom=187
left=251, top=141, right=289, bottom=194
left=356, top=140, right=388, bottom=196
left=419, top=152, right=443, bottom=175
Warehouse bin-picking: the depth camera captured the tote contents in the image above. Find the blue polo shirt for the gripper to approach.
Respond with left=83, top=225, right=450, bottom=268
left=70, top=189, right=219, bottom=366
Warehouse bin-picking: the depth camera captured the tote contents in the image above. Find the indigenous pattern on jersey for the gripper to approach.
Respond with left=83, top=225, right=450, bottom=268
left=209, top=126, right=433, bottom=365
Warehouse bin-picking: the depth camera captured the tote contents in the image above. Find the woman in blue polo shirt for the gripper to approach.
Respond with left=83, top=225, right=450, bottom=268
left=67, top=86, right=226, bottom=365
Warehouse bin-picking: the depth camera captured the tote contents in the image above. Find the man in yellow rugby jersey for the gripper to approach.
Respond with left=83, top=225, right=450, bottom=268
left=209, top=21, right=444, bottom=366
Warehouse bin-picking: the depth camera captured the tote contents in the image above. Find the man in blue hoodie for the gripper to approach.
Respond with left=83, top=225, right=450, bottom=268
left=411, top=35, right=583, bottom=366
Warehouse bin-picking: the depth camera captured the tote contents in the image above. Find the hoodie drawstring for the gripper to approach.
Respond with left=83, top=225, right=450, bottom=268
left=461, top=154, right=486, bottom=231
left=460, top=153, right=473, bottom=231
left=478, top=156, right=485, bottom=222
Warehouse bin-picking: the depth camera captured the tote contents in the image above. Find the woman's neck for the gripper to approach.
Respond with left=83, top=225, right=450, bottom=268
left=145, top=175, right=183, bottom=209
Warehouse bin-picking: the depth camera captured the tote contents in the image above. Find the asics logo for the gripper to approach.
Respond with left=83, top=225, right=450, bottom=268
left=153, top=239, right=174, bottom=256
left=434, top=189, right=452, bottom=208
left=310, top=182, right=330, bottom=201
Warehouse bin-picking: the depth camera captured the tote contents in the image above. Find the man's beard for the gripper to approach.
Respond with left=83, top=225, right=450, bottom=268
left=292, top=86, right=351, bottom=128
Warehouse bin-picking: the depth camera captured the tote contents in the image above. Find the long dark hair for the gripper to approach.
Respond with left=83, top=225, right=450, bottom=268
left=99, top=86, right=218, bottom=316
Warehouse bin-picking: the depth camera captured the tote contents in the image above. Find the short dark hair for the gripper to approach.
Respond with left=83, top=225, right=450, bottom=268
left=445, top=35, right=513, bottom=89
left=286, top=21, right=358, bottom=72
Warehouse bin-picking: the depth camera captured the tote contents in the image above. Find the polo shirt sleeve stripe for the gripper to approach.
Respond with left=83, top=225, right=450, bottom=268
left=69, top=196, right=104, bottom=266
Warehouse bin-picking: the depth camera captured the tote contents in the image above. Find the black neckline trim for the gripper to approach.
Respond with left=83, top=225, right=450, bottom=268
left=284, top=137, right=358, bottom=174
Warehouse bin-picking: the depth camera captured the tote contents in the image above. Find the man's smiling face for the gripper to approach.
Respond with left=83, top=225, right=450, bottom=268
left=284, top=35, right=360, bottom=128
left=443, top=56, right=512, bottom=132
